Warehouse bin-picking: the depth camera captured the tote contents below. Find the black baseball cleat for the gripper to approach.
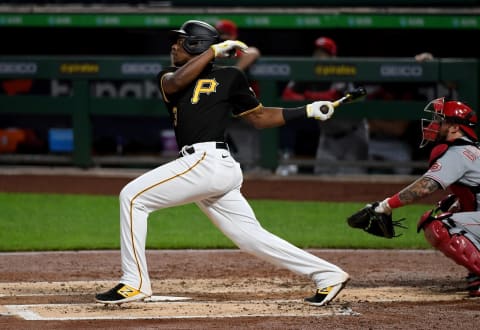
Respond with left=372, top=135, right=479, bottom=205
left=468, top=285, right=480, bottom=297
left=95, top=283, right=148, bottom=305
left=465, top=273, right=480, bottom=286
left=304, top=280, right=348, bottom=307
left=465, top=273, right=480, bottom=297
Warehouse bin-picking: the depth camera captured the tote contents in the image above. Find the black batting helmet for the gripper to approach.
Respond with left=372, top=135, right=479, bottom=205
left=169, top=20, right=219, bottom=55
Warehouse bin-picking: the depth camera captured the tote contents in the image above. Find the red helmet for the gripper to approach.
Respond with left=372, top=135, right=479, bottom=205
left=215, top=19, right=238, bottom=40
left=420, top=97, right=478, bottom=147
left=314, top=37, right=337, bottom=56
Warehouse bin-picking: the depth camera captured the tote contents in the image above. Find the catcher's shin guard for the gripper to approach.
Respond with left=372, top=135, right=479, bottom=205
left=421, top=218, right=480, bottom=276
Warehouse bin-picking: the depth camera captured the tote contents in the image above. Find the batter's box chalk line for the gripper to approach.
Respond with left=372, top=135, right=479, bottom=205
left=4, top=300, right=360, bottom=320
left=145, top=295, right=192, bottom=302
left=337, top=305, right=360, bottom=316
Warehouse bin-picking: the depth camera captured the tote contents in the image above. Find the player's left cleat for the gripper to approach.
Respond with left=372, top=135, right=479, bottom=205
left=95, top=283, right=148, bottom=304
left=304, top=280, right=348, bottom=306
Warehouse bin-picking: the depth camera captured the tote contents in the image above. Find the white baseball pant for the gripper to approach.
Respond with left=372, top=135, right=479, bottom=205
left=119, top=142, right=349, bottom=296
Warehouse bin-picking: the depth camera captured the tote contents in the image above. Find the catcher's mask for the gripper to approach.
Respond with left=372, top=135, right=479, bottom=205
left=169, top=20, right=219, bottom=55
left=420, top=97, right=478, bottom=148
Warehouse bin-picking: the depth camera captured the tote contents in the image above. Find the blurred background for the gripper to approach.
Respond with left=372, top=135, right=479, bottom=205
left=0, top=1, right=479, bottom=175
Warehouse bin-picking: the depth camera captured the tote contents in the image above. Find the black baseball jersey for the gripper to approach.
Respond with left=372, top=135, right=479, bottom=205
left=157, top=63, right=260, bottom=148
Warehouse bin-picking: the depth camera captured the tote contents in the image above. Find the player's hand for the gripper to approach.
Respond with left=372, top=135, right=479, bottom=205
left=211, top=40, right=248, bottom=58
left=306, top=101, right=334, bottom=121
left=374, top=198, right=392, bottom=215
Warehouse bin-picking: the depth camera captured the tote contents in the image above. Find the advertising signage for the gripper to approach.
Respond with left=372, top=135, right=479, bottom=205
left=0, top=13, right=478, bottom=29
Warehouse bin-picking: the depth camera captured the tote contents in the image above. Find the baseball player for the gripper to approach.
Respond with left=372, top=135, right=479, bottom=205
left=95, top=20, right=349, bottom=306
left=370, top=97, right=480, bottom=297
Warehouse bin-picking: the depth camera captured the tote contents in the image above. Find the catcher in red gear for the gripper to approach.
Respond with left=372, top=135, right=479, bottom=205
left=347, top=97, right=480, bottom=297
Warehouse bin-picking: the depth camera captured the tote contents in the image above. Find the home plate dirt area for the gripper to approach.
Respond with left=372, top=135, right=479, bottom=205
left=0, top=249, right=479, bottom=329
left=0, top=170, right=479, bottom=329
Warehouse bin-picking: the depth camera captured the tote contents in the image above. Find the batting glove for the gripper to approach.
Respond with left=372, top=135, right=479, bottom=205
left=211, top=40, right=248, bottom=58
left=374, top=198, right=393, bottom=215
left=306, top=101, right=335, bottom=121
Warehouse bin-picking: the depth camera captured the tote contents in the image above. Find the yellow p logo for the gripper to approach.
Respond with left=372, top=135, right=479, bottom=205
left=191, top=79, right=219, bottom=104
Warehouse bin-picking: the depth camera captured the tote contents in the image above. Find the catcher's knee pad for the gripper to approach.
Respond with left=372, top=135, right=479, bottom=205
left=423, top=219, right=480, bottom=276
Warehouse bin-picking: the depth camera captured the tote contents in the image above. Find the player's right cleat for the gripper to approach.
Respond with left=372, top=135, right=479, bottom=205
left=95, top=283, right=148, bottom=304
left=304, top=280, right=348, bottom=306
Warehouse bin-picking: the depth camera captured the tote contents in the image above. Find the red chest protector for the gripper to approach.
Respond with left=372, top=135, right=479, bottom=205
left=429, top=139, right=480, bottom=212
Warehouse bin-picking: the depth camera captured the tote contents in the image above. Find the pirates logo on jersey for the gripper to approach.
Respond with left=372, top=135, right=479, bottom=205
left=191, top=78, right=219, bottom=104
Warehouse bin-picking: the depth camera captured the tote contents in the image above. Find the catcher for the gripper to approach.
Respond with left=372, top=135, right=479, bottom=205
left=347, top=97, right=480, bottom=297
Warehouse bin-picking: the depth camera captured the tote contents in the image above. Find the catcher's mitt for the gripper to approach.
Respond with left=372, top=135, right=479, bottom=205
left=347, top=202, right=407, bottom=238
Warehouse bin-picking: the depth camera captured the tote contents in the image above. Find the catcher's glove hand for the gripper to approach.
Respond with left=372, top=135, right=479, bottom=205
left=347, top=202, right=407, bottom=238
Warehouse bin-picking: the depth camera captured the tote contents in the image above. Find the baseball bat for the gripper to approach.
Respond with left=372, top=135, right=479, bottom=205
left=320, top=86, right=367, bottom=114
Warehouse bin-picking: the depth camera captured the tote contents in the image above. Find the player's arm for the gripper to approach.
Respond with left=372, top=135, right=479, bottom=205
left=161, top=49, right=216, bottom=95
left=241, top=102, right=335, bottom=129
left=162, top=40, right=250, bottom=95
left=375, top=176, right=441, bottom=214
left=235, top=46, right=261, bottom=71
left=241, top=106, right=286, bottom=129
left=397, top=176, right=442, bottom=204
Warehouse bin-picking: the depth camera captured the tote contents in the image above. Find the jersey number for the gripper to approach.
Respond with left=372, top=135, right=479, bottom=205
left=191, top=79, right=219, bottom=104
left=172, top=106, right=178, bottom=127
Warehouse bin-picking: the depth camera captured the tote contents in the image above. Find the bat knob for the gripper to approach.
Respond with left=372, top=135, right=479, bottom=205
left=320, top=105, right=330, bottom=114
left=228, top=49, right=237, bottom=58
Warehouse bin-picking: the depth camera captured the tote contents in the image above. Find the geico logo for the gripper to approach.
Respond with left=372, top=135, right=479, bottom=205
left=92, top=80, right=162, bottom=99
left=121, top=63, right=163, bottom=75
left=250, top=64, right=290, bottom=76
left=0, top=62, right=37, bottom=74
left=380, top=65, right=423, bottom=77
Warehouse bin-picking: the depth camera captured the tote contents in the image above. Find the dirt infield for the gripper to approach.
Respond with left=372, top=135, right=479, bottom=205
left=0, top=168, right=478, bottom=329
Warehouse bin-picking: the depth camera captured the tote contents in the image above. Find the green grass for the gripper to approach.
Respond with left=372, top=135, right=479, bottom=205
left=0, top=192, right=433, bottom=251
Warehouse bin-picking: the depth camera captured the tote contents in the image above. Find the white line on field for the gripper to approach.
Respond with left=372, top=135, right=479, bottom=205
left=5, top=305, right=42, bottom=320
left=4, top=301, right=359, bottom=320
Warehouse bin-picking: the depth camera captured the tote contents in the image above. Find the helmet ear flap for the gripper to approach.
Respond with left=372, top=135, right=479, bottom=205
left=182, top=35, right=218, bottom=54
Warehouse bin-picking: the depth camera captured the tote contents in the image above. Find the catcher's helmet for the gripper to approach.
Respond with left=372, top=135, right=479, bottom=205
left=314, top=37, right=337, bottom=56
left=169, top=20, right=219, bottom=55
left=420, top=97, right=478, bottom=147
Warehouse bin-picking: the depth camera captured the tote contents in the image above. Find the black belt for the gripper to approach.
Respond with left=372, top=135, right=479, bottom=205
left=178, top=142, right=229, bottom=157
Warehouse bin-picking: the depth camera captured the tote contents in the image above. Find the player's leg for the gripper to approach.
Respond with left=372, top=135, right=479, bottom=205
left=96, top=153, right=221, bottom=303
left=419, top=211, right=480, bottom=296
left=196, top=189, right=349, bottom=306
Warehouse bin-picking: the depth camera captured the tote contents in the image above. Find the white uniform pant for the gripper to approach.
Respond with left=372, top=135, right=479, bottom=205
left=450, top=212, right=480, bottom=243
left=119, top=142, right=348, bottom=296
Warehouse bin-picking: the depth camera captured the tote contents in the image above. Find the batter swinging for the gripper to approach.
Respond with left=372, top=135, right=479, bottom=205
left=95, top=20, right=349, bottom=306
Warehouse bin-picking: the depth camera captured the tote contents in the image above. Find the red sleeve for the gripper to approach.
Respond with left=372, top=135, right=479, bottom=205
left=304, top=89, right=341, bottom=101
left=282, top=85, right=305, bottom=101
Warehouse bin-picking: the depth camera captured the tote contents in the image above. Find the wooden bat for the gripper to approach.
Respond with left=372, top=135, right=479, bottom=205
left=320, top=86, right=367, bottom=114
